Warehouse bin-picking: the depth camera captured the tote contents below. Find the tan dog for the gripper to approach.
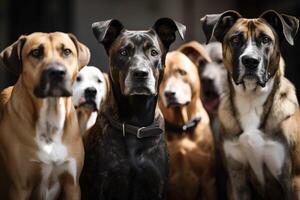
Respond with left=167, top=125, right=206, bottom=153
left=202, top=10, right=300, bottom=199
left=159, top=43, right=216, bottom=200
left=0, top=32, right=90, bottom=199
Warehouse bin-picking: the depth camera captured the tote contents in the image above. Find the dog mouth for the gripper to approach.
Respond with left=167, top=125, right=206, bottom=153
left=34, top=82, right=72, bottom=98
left=76, top=98, right=98, bottom=111
left=165, top=97, right=190, bottom=108
left=126, top=84, right=156, bottom=96
left=202, top=80, right=219, bottom=112
left=241, top=73, right=267, bottom=87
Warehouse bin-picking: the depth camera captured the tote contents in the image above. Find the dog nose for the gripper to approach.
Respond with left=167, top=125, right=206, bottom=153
left=47, top=66, right=66, bottom=80
left=242, top=55, right=260, bottom=70
left=85, top=87, right=97, bottom=98
left=132, top=69, right=149, bottom=79
left=202, top=77, right=213, bottom=84
left=164, top=91, right=176, bottom=98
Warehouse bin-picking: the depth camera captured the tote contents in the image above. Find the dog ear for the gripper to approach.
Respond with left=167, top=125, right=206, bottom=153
left=92, top=19, right=124, bottom=54
left=260, top=10, right=299, bottom=46
left=68, top=34, right=91, bottom=69
left=153, top=18, right=186, bottom=50
left=0, top=35, right=26, bottom=75
left=201, top=10, right=242, bottom=44
left=177, top=41, right=211, bottom=66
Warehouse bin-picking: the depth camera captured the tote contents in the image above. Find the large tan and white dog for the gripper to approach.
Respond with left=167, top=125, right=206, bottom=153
left=72, top=66, right=109, bottom=135
left=0, top=32, right=90, bottom=199
left=202, top=10, right=300, bottom=199
left=159, top=43, right=216, bottom=200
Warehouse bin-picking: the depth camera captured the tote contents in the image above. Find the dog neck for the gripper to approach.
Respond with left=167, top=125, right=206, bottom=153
left=10, top=77, right=71, bottom=136
left=110, top=85, right=157, bottom=127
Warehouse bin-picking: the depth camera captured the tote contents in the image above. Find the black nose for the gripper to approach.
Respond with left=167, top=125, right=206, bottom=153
left=164, top=91, right=176, bottom=98
left=242, top=55, right=260, bottom=70
left=132, top=69, right=149, bottom=79
left=47, top=66, right=66, bottom=80
left=85, top=87, right=97, bottom=98
left=202, top=77, right=214, bottom=84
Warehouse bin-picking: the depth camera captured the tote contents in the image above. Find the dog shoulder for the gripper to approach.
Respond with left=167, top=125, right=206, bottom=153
left=268, top=76, right=299, bottom=143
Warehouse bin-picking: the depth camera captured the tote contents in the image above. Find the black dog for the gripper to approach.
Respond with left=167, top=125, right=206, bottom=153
left=80, top=18, right=185, bottom=200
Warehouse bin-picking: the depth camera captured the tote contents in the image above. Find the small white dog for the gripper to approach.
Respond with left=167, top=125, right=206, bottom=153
left=72, top=66, right=108, bottom=134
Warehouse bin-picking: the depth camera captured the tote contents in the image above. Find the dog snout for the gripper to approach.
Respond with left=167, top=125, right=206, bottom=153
left=132, top=69, right=149, bottom=79
left=164, top=90, right=176, bottom=98
left=84, top=87, right=97, bottom=98
left=46, top=65, right=67, bottom=81
left=242, top=55, right=260, bottom=70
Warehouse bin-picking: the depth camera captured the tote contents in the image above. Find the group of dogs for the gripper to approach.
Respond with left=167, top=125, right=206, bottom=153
left=0, top=9, right=299, bottom=200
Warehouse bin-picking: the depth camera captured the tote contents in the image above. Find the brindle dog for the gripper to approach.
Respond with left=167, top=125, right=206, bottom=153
left=80, top=18, right=185, bottom=200
left=202, top=10, right=300, bottom=199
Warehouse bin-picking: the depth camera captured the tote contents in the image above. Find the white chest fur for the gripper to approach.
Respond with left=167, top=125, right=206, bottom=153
left=223, top=78, right=285, bottom=185
left=35, top=98, right=77, bottom=199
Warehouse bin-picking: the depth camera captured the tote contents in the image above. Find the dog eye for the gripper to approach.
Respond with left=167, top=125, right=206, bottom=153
left=30, top=49, right=43, bottom=58
left=261, top=36, right=271, bottom=44
left=216, top=59, right=223, bottom=64
left=76, top=76, right=82, bottom=82
left=151, top=49, right=159, bottom=56
left=230, top=35, right=241, bottom=45
left=97, top=78, right=102, bottom=83
left=119, top=49, right=128, bottom=56
left=178, top=69, right=187, bottom=76
left=63, top=49, right=72, bottom=56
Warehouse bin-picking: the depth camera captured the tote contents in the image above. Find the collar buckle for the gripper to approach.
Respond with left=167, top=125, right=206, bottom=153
left=137, top=127, right=146, bottom=139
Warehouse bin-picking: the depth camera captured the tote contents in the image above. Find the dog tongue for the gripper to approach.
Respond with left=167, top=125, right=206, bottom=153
left=204, top=96, right=219, bottom=112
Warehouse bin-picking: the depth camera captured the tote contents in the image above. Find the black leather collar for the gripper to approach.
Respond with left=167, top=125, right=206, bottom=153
left=165, top=116, right=202, bottom=134
left=103, top=113, right=163, bottom=139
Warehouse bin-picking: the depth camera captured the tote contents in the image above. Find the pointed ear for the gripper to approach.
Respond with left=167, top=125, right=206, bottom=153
left=153, top=18, right=186, bottom=50
left=177, top=41, right=211, bottom=66
left=92, top=19, right=124, bottom=54
left=260, top=10, right=299, bottom=45
left=201, top=10, right=242, bottom=44
left=68, top=34, right=91, bottom=69
left=0, top=35, right=26, bottom=75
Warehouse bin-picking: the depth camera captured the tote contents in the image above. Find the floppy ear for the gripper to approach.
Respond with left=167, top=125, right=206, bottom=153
left=68, top=34, right=91, bottom=69
left=92, top=19, right=124, bottom=54
left=201, top=10, right=242, bottom=44
left=260, top=10, right=299, bottom=45
left=177, top=41, right=211, bottom=66
left=0, top=35, right=26, bottom=75
left=153, top=18, right=186, bottom=50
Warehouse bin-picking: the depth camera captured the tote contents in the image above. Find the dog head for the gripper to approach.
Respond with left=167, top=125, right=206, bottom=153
left=0, top=32, right=90, bottom=98
left=160, top=42, right=207, bottom=108
left=201, top=10, right=299, bottom=89
left=72, top=66, right=108, bottom=112
left=201, top=42, right=226, bottom=112
left=177, top=41, right=223, bottom=113
left=92, top=18, right=185, bottom=97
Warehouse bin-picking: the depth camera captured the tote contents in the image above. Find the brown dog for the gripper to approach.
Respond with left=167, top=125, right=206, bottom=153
left=158, top=43, right=216, bottom=200
left=202, top=10, right=300, bottom=199
left=0, top=32, right=90, bottom=199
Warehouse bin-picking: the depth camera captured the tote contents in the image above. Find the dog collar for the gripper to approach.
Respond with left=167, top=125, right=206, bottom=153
left=103, top=113, right=163, bottom=139
left=165, top=116, right=202, bottom=134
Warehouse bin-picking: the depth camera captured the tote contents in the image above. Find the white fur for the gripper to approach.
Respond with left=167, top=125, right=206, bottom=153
left=161, top=76, right=192, bottom=107
left=224, top=77, right=286, bottom=184
left=35, top=98, right=77, bottom=199
left=72, top=66, right=106, bottom=129
left=72, top=66, right=106, bottom=110
left=238, top=39, right=264, bottom=83
left=86, top=112, right=98, bottom=130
